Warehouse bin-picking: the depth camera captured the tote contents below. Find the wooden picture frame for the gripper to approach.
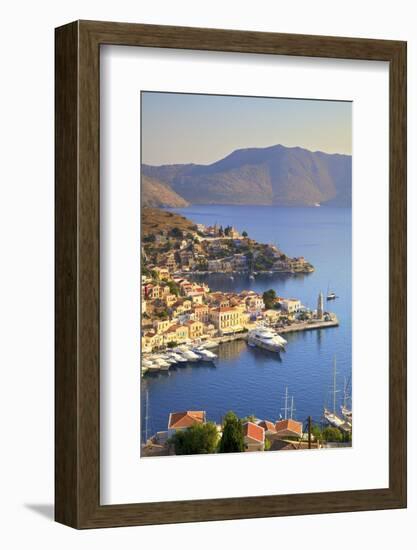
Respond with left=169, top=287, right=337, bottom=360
left=55, top=20, right=407, bottom=528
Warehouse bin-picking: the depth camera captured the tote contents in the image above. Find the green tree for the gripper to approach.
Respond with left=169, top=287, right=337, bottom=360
left=218, top=411, right=244, bottom=453
left=311, top=424, right=322, bottom=441
left=170, top=422, right=219, bottom=455
left=242, top=231, right=248, bottom=238
left=262, top=289, right=277, bottom=309
left=167, top=341, right=177, bottom=349
left=167, top=280, right=180, bottom=296
left=322, top=427, right=343, bottom=442
left=169, top=227, right=183, bottom=239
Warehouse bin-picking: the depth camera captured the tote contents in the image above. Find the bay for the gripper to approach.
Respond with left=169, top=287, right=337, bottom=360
left=141, top=205, right=352, bottom=440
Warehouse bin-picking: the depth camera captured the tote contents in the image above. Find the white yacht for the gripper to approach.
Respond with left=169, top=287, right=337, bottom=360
left=147, top=361, right=161, bottom=372
left=168, top=352, right=187, bottom=363
left=160, top=354, right=177, bottom=365
left=201, top=340, right=219, bottom=350
left=193, top=347, right=217, bottom=362
left=175, top=346, right=200, bottom=362
left=152, top=357, right=171, bottom=370
left=247, top=326, right=287, bottom=352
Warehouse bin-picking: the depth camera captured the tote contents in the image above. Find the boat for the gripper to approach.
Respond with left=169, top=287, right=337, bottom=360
left=152, top=357, right=171, bottom=370
left=168, top=352, right=187, bottom=363
left=341, top=377, right=352, bottom=422
left=249, top=274, right=255, bottom=280
left=175, top=346, right=200, bottom=362
left=201, top=340, right=219, bottom=350
left=147, top=362, right=161, bottom=372
left=193, top=347, right=217, bottom=362
left=247, top=326, right=287, bottom=353
left=160, top=354, right=177, bottom=365
left=323, top=357, right=351, bottom=431
left=326, top=283, right=337, bottom=300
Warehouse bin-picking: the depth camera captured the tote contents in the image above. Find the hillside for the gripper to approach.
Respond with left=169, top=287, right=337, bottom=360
left=142, top=144, right=351, bottom=207
left=142, top=207, right=197, bottom=237
left=142, top=175, right=190, bottom=207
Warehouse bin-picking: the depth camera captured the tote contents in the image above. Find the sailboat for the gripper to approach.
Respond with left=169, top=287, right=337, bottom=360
left=323, top=357, right=346, bottom=430
left=326, top=283, right=337, bottom=300
left=341, top=376, right=352, bottom=423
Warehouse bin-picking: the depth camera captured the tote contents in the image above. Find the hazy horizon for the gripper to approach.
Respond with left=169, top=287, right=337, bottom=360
left=141, top=91, right=352, bottom=165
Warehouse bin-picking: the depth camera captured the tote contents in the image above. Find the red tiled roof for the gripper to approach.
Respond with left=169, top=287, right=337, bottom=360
left=259, top=420, right=276, bottom=433
left=168, top=411, right=206, bottom=429
left=243, top=422, right=265, bottom=443
left=275, top=419, right=303, bottom=436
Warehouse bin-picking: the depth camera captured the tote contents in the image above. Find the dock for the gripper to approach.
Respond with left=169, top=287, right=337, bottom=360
left=276, top=316, right=339, bottom=335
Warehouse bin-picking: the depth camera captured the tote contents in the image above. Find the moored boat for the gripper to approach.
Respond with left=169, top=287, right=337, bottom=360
left=247, top=326, right=287, bottom=353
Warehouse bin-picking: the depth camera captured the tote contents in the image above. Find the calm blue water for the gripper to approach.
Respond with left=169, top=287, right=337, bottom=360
left=141, top=206, right=351, bottom=439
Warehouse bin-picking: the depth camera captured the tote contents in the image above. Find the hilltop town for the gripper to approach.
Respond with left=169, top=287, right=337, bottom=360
left=142, top=207, right=314, bottom=276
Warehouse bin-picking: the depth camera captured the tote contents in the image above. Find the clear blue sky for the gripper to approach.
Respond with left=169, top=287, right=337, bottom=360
left=141, top=91, right=352, bottom=166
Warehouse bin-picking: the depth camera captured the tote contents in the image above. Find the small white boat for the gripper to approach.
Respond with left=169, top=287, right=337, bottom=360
left=193, top=347, right=217, bottom=362
left=168, top=352, right=187, bottom=363
left=147, top=362, right=161, bottom=372
left=175, top=346, right=200, bottom=362
left=160, top=354, right=177, bottom=365
left=201, top=340, right=219, bottom=350
left=153, top=357, right=171, bottom=370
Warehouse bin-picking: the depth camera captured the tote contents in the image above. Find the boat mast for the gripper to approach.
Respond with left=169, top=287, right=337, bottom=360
left=144, top=389, right=149, bottom=442
left=333, top=357, right=337, bottom=414
left=281, top=386, right=289, bottom=419
left=290, top=395, right=296, bottom=419
left=343, top=377, right=347, bottom=410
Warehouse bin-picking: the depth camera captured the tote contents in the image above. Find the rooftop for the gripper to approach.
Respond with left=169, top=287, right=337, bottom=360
left=275, top=419, right=303, bottom=436
left=168, top=411, right=206, bottom=430
left=243, top=421, right=265, bottom=443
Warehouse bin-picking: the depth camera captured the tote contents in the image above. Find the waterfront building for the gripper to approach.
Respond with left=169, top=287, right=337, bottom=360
left=185, top=320, right=204, bottom=339
left=167, top=411, right=207, bottom=437
left=163, top=323, right=189, bottom=345
left=209, top=306, right=244, bottom=335
left=142, top=331, right=164, bottom=352
left=153, top=319, right=172, bottom=334
left=280, top=298, right=302, bottom=315
left=317, top=291, right=324, bottom=320
left=243, top=422, right=265, bottom=452
left=263, top=309, right=280, bottom=323
left=193, top=304, right=209, bottom=324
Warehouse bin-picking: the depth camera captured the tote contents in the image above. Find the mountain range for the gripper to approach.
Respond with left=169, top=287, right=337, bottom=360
left=142, top=144, right=351, bottom=207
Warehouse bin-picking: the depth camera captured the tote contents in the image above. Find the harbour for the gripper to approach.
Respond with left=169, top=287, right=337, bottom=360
left=141, top=205, right=351, bottom=443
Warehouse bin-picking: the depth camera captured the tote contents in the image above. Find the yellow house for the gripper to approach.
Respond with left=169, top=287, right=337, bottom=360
left=165, top=293, right=177, bottom=308
left=185, top=320, right=204, bottom=339
left=209, top=306, right=244, bottom=335
left=163, top=324, right=189, bottom=344
left=193, top=304, right=209, bottom=323
left=142, top=331, right=164, bottom=352
left=153, top=319, right=172, bottom=334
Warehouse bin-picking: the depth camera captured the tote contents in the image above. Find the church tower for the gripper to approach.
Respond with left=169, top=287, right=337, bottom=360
left=317, top=291, right=324, bottom=319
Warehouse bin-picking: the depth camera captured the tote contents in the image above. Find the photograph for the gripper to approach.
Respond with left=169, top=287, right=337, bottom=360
left=140, top=91, right=352, bottom=457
